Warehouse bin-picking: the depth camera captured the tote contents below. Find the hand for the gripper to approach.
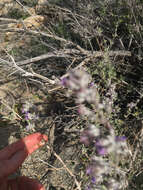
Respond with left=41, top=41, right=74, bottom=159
left=0, top=133, right=48, bottom=190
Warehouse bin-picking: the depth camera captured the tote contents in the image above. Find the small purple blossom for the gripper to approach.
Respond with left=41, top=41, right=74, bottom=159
left=88, top=82, right=94, bottom=88
left=21, top=102, right=39, bottom=131
left=86, top=185, right=91, bottom=190
left=91, top=176, right=96, bottom=184
left=26, top=124, right=31, bottom=130
left=86, top=167, right=92, bottom=175
left=97, top=146, right=107, bottom=155
left=25, top=112, right=30, bottom=120
left=95, top=141, right=107, bottom=155
left=26, top=123, right=35, bottom=130
left=22, top=108, right=25, bottom=113
left=115, top=136, right=126, bottom=142
left=80, top=135, right=90, bottom=146
left=78, top=104, right=92, bottom=116
left=80, top=127, right=97, bottom=146
left=60, top=77, right=68, bottom=86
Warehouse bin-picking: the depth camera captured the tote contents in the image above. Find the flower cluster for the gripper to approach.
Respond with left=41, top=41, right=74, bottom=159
left=22, top=101, right=39, bottom=131
left=61, top=69, right=129, bottom=190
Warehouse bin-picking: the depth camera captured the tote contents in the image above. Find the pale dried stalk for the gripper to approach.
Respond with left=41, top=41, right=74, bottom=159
left=47, top=145, right=81, bottom=190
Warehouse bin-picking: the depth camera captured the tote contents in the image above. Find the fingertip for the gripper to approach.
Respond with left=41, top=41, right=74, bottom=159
left=42, top=134, right=48, bottom=142
left=23, top=133, right=48, bottom=155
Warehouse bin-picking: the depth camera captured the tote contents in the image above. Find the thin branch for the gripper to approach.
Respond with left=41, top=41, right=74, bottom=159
left=47, top=145, right=81, bottom=190
left=0, top=18, right=18, bottom=23
left=16, top=51, right=74, bottom=66
left=0, top=49, right=80, bottom=67
left=2, top=50, right=56, bottom=85
left=38, top=158, right=64, bottom=171
left=10, top=55, right=34, bottom=77
left=15, top=0, right=34, bottom=16
left=30, top=68, right=56, bottom=85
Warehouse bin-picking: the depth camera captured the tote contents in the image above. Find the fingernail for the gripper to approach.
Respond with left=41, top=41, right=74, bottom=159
left=38, top=139, right=46, bottom=146
left=42, top=134, right=48, bottom=142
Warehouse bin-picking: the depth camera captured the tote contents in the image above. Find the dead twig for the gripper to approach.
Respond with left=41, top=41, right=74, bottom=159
left=30, top=68, right=56, bottom=85
left=47, top=145, right=81, bottom=190
left=2, top=50, right=56, bottom=85
left=15, top=50, right=77, bottom=66
left=38, top=158, right=64, bottom=171
left=15, top=0, right=34, bottom=16
left=0, top=18, right=18, bottom=23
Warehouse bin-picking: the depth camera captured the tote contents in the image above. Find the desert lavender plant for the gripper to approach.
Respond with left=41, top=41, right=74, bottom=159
left=61, top=69, right=129, bottom=190
left=22, top=101, right=39, bottom=131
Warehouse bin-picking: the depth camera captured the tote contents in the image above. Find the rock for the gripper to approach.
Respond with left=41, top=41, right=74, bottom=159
left=4, top=15, right=46, bottom=41
left=6, top=15, right=45, bottom=29
left=22, top=15, right=45, bottom=28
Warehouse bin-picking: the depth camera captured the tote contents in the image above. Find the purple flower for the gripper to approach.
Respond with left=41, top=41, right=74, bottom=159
left=26, top=123, right=35, bottom=130
left=86, top=165, right=96, bottom=177
left=80, top=129, right=95, bottom=146
left=26, top=124, right=31, bottom=130
left=97, top=146, right=107, bottom=155
left=80, top=135, right=90, bottom=146
left=86, top=185, right=91, bottom=190
left=95, top=141, right=107, bottom=155
left=88, top=82, right=94, bottom=88
left=115, top=136, right=126, bottom=142
left=22, top=108, right=25, bottom=113
left=60, top=77, right=67, bottom=86
left=86, top=167, right=92, bottom=175
left=25, top=112, right=30, bottom=120
left=91, top=176, right=96, bottom=184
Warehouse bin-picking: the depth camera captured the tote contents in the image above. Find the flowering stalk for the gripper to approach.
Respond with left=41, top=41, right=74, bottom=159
left=61, top=69, right=129, bottom=190
left=22, top=101, right=39, bottom=131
